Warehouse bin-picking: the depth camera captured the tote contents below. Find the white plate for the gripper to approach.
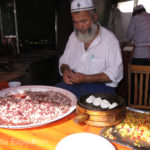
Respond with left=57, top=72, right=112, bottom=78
left=56, top=133, right=116, bottom=150
left=0, top=85, right=77, bottom=129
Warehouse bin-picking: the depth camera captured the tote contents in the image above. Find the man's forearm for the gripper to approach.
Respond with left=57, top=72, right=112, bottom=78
left=60, top=65, right=112, bottom=84
left=84, top=73, right=111, bottom=83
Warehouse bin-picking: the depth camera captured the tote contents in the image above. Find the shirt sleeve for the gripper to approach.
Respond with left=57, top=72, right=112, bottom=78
left=58, top=34, right=74, bottom=75
left=104, top=37, right=123, bottom=87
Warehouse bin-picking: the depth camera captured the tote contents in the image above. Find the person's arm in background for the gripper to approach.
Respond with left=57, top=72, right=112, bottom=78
left=121, top=17, right=135, bottom=49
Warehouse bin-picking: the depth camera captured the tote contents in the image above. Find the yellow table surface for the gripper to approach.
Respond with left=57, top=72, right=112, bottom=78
left=0, top=111, right=133, bottom=150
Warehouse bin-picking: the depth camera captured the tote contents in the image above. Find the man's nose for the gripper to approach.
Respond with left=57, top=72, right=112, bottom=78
left=76, top=23, right=83, bottom=31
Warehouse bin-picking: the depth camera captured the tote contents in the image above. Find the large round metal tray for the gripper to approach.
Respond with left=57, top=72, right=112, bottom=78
left=0, top=85, right=77, bottom=129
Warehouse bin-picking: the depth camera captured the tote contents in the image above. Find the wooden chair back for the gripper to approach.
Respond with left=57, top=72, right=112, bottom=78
left=128, top=64, right=150, bottom=109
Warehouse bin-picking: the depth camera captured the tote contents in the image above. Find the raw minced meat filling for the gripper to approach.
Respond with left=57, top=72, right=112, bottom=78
left=0, top=90, right=73, bottom=126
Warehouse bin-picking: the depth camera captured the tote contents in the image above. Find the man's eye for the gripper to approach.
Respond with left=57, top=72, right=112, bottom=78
left=73, top=22, right=78, bottom=25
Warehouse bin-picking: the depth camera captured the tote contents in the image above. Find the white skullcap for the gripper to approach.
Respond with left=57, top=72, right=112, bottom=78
left=133, top=5, right=145, bottom=12
left=71, top=0, right=96, bottom=13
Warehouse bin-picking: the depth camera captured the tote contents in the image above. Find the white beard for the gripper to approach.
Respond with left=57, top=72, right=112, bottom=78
left=75, top=22, right=98, bottom=43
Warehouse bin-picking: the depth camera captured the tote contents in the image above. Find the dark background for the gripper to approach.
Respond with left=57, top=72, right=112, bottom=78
left=0, top=0, right=73, bottom=54
left=0, top=0, right=74, bottom=85
left=0, top=0, right=122, bottom=55
left=16, top=0, right=56, bottom=44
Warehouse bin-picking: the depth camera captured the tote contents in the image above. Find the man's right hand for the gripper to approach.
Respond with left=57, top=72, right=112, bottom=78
left=63, top=69, right=74, bottom=84
left=60, top=64, right=74, bottom=85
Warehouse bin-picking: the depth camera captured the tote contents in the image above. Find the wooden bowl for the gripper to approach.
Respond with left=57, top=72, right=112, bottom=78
left=75, top=93, right=126, bottom=127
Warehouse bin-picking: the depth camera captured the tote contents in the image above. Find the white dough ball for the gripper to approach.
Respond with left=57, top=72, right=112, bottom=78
left=93, top=98, right=102, bottom=106
left=86, top=95, right=95, bottom=103
left=109, top=102, right=118, bottom=109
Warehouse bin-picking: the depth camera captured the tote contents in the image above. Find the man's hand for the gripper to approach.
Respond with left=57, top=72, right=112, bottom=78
left=60, top=64, right=111, bottom=85
left=70, top=73, right=86, bottom=84
left=60, top=64, right=74, bottom=84
left=63, top=69, right=74, bottom=85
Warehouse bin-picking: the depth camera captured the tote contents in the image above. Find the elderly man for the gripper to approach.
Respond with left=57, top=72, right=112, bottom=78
left=56, top=0, right=123, bottom=98
left=122, top=5, right=150, bottom=65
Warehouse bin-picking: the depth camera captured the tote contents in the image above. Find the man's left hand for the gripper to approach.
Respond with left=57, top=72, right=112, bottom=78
left=70, top=73, right=86, bottom=84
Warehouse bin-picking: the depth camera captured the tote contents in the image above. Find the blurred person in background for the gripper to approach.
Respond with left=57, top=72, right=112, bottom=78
left=122, top=5, right=150, bottom=65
